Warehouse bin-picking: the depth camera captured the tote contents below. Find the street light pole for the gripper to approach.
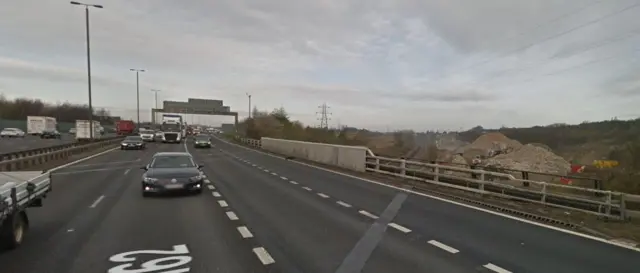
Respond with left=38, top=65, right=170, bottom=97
left=130, top=68, right=145, bottom=128
left=246, top=93, right=252, bottom=119
left=150, top=89, right=161, bottom=124
left=70, top=1, right=103, bottom=139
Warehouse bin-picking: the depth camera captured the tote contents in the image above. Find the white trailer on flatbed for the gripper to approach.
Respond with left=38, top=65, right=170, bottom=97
left=0, top=171, right=51, bottom=250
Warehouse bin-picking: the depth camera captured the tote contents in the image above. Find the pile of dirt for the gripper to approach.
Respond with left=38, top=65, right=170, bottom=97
left=468, top=132, right=523, bottom=151
left=483, top=144, right=570, bottom=175
left=444, top=154, right=472, bottom=178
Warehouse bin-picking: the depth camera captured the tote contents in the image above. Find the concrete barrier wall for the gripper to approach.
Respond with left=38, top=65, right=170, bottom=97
left=260, top=138, right=368, bottom=172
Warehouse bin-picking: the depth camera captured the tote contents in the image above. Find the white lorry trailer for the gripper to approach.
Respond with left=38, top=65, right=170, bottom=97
left=0, top=171, right=51, bottom=250
left=75, top=120, right=102, bottom=141
left=27, top=116, right=56, bottom=135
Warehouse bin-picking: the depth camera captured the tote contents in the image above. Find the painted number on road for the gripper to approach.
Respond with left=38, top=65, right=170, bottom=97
left=108, top=244, right=192, bottom=273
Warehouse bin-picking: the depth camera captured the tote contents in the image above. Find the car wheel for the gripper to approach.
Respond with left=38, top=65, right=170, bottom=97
left=0, top=211, right=28, bottom=250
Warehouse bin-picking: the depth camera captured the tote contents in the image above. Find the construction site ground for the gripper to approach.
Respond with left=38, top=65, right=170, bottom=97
left=231, top=139, right=640, bottom=248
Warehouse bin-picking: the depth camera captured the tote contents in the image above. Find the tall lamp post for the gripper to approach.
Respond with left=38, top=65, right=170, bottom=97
left=130, top=68, right=145, bottom=128
left=70, top=1, right=103, bottom=139
left=150, top=89, right=161, bottom=124
left=246, top=93, right=252, bottom=119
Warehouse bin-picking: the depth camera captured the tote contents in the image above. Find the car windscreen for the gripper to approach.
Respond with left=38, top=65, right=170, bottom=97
left=140, top=130, right=154, bottom=134
left=125, top=136, right=142, bottom=141
left=195, top=136, right=210, bottom=141
left=150, top=155, right=196, bottom=168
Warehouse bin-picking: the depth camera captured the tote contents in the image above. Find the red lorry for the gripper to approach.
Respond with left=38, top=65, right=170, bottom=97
left=116, top=120, right=136, bottom=135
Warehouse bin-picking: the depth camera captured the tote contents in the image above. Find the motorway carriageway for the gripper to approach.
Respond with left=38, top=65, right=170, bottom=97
left=0, top=137, right=638, bottom=273
left=0, top=133, right=118, bottom=154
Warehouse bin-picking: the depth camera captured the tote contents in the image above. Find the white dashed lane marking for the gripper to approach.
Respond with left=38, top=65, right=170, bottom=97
left=204, top=179, right=211, bottom=184
left=302, top=187, right=312, bottom=191
left=317, top=193, right=329, bottom=198
left=280, top=176, right=288, bottom=180
left=428, top=240, right=460, bottom=254
left=253, top=247, right=275, bottom=265
left=336, top=201, right=352, bottom=208
left=289, top=181, right=298, bottom=185
left=212, top=192, right=222, bottom=197
left=271, top=172, right=278, bottom=176
left=483, top=263, right=512, bottom=273
left=207, top=185, right=215, bottom=190
left=226, top=211, right=239, bottom=220
left=358, top=210, right=379, bottom=219
left=237, top=226, right=254, bottom=238
left=388, top=223, right=412, bottom=233
left=218, top=200, right=229, bottom=207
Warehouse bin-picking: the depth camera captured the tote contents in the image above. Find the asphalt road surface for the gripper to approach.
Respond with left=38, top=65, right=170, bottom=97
left=0, top=136, right=638, bottom=273
left=0, top=133, right=117, bottom=154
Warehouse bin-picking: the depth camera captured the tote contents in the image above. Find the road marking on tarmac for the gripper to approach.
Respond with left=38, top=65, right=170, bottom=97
left=252, top=247, right=275, bottom=265
left=302, top=187, right=312, bottom=191
left=427, top=240, right=459, bottom=254
left=218, top=200, right=229, bottom=207
left=289, top=180, right=298, bottom=185
left=388, top=223, right=412, bottom=233
left=226, top=211, right=239, bottom=220
left=237, top=226, right=254, bottom=238
left=123, top=169, right=130, bottom=175
left=358, top=210, right=379, bottom=219
left=317, top=193, right=330, bottom=198
left=483, top=263, right=512, bottom=273
left=207, top=185, right=215, bottom=190
left=336, top=201, right=352, bottom=208
left=212, top=192, right=221, bottom=197
left=89, top=195, right=105, bottom=208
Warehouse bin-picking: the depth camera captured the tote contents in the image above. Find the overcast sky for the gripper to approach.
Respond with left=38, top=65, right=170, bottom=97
left=2, top=0, right=640, bottom=131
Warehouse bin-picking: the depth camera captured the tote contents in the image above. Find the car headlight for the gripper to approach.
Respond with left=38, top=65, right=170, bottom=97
left=190, top=175, right=204, bottom=182
left=143, top=177, right=158, bottom=183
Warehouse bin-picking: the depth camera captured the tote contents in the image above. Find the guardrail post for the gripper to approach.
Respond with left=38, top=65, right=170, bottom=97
left=434, top=165, right=439, bottom=181
left=522, top=171, right=530, bottom=187
left=605, top=191, right=612, bottom=217
left=375, top=158, right=380, bottom=171
left=400, top=159, right=406, bottom=176
left=620, top=194, right=627, bottom=221
left=540, top=183, right=547, bottom=203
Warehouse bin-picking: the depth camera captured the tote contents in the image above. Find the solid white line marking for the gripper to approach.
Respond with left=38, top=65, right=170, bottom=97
left=302, top=187, right=312, bottom=191
left=336, top=201, right=352, bottom=208
left=428, top=240, right=459, bottom=254
left=212, top=192, right=221, bottom=197
left=483, top=263, right=512, bottom=273
left=123, top=169, right=130, bottom=175
left=280, top=176, right=288, bottom=180
left=388, top=223, right=412, bottom=233
left=226, top=211, right=239, bottom=220
left=204, top=179, right=211, bottom=184
left=237, top=226, right=254, bottom=238
left=358, top=210, right=379, bottom=219
left=317, top=193, right=329, bottom=198
left=89, top=195, right=105, bottom=208
left=218, top=200, right=229, bottom=207
left=252, top=247, right=275, bottom=265
left=207, top=185, right=215, bottom=190
left=289, top=180, right=298, bottom=185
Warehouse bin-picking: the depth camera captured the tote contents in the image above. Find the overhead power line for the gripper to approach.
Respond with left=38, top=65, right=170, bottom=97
left=435, top=1, right=640, bottom=82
